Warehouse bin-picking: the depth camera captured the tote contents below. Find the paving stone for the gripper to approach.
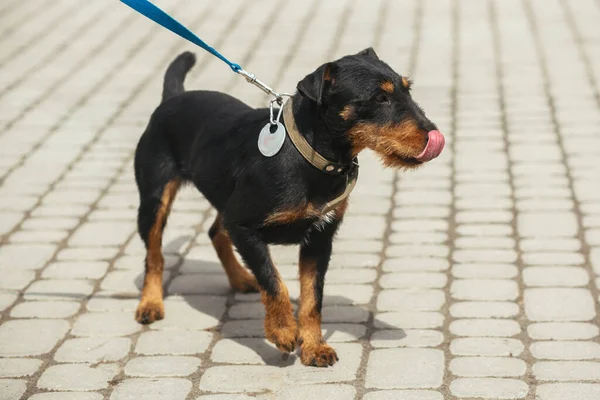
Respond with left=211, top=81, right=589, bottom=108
left=525, top=288, right=595, bottom=322
left=168, top=274, right=231, bottom=295
left=450, top=378, right=528, bottom=399
left=86, top=293, right=139, bottom=312
left=536, top=383, right=600, bottom=400
left=57, top=247, right=120, bottom=261
left=0, top=244, right=56, bottom=270
left=110, top=378, right=192, bottom=400
left=24, top=279, right=94, bottom=301
left=71, top=312, right=141, bottom=337
left=523, top=252, right=585, bottom=266
left=520, top=238, right=581, bottom=252
left=28, top=393, right=103, bottom=400
left=199, top=365, right=284, bottom=393
left=534, top=362, right=600, bottom=381
left=531, top=341, right=600, bottom=360
left=374, top=312, right=444, bottom=329
left=329, top=253, right=381, bottom=269
left=221, top=320, right=264, bottom=338
left=450, top=319, right=521, bottom=337
left=11, top=301, right=80, bottom=318
left=365, top=349, right=444, bottom=389
left=326, top=269, right=377, bottom=284
left=370, top=330, right=444, bottom=348
left=455, top=236, right=515, bottom=249
left=37, top=364, right=118, bottom=391
left=322, top=305, right=370, bottom=323
left=135, top=331, right=212, bottom=355
left=210, top=339, right=283, bottom=365
left=125, top=356, right=201, bottom=377
left=377, top=289, right=445, bottom=311
left=0, top=379, right=27, bottom=400
left=457, top=224, right=513, bottom=237
left=0, top=359, right=42, bottom=378
left=0, top=319, right=69, bottom=356
left=518, top=212, right=578, bottom=238
left=0, top=270, right=35, bottom=290
left=450, top=338, right=524, bottom=357
left=451, top=279, right=518, bottom=301
left=196, top=396, right=255, bottom=400
left=69, top=221, right=134, bottom=247
left=450, top=301, right=519, bottom=319
left=10, top=229, right=68, bottom=243
left=149, top=296, right=226, bottom=330
left=382, top=258, right=449, bottom=272
left=386, top=244, right=449, bottom=258
left=323, top=284, right=373, bottom=305
left=0, top=292, right=18, bottom=312
left=453, top=249, right=517, bottom=263
left=523, top=267, right=588, bottom=287
left=528, top=322, right=599, bottom=340
left=379, top=272, right=447, bottom=289
left=269, top=384, right=356, bottom=400
left=362, top=391, right=443, bottom=400
left=55, top=337, right=131, bottom=363
left=389, top=232, right=447, bottom=245
left=43, top=261, right=109, bottom=279
left=450, top=357, right=526, bottom=377
left=100, top=269, right=170, bottom=294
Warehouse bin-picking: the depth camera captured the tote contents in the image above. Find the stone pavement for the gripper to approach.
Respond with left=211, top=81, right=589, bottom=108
left=1, top=0, right=600, bottom=398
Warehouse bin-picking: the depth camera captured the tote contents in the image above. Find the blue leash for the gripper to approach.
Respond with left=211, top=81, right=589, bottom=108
left=120, top=0, right=285, bottom=102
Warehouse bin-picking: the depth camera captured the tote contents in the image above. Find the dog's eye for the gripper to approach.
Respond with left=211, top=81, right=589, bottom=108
left=375, top=93, right=389, bottom=103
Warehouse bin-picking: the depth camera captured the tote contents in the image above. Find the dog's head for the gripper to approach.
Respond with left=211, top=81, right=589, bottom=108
left=297, top=47, right=444, bottom=168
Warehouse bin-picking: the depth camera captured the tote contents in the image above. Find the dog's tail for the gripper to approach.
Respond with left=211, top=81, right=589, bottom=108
left=162, top=51, right=196, bottom=102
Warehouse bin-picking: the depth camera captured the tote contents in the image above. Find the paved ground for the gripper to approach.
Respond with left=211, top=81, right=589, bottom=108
left=1, top=0, right=600, bottom=399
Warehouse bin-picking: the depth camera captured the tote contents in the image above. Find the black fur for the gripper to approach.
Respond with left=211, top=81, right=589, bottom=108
left=135, top=47, right=437, bottom=326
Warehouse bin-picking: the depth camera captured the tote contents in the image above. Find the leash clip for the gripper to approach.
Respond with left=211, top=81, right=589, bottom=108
left=238, top=69, right=288, bottom=105
left=269, top=94, right=292, bottom=125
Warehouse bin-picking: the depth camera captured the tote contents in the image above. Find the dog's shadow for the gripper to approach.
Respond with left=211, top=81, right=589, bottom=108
left=133, top=236, right=404, bottom=367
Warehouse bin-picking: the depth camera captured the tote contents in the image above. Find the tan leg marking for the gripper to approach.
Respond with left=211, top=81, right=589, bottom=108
left=135, top=179, right=180, bottom=324
left=298, top=259, right=338, bottom=367
left=261, top=273, right=297, bottom=353
left=210, top=215, right=259, bottom=292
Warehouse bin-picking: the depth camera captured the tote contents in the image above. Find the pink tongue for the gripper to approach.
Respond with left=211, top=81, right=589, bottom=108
left=415, top=130, right=445, bottom=162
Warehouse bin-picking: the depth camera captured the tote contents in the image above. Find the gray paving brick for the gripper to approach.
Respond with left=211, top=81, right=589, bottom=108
left=28, top=393, right=103, bottom=400
left=374, top=312, right=443, bottom=329
left=71, top=312, right=141, bottom=337
left=536, top=383, right=600, bottom=400
left=534, top=362, right=600, bottom=381
left=528, top=323, right=599, bottom=340
left=0, top=244, right=56, bottom=270
left=451, top=279, right=518, bottom=301
left=10, top=301, right=80, bottom=318
left=25, top=279, right=94, bottom=301
left=269, top=384, right=356, bottom=400
left=135, top=331, right=212, bottom=355
left=370, top=330, right=444, bottom=349
left=149, top=296, right=226, bottom=331
left=377, top=289, right=445, bottom=311
left=450, top=301, right=519, bottom=319
left=43, top=261, right=109, bottom=280
left=55, top=337, right=131, bottom=363
left=0, top=319, right=69, bottom=356
left=450, top=338, right=524, bottom=357
left=450, top=357, right=526, bottom=378
left=0, top=379, right=27, bottom=400
left=124, top=356, right=200, bottom=377
left=525, top=288, right=595, bottom=322
left=531, top=342, right=600, bottom=360
left=0, top=358, right=42, bottom=378
left=37, top=363, right=118, bottom=391
left=362, top=391, right=443, bottom=400
left=450, top=319, right=521, bottom=337
left=110, top=378, right=192, bottom=400
left=450, top=378, right=528, bottom=399
left=365, top=349, right=444, bottom=389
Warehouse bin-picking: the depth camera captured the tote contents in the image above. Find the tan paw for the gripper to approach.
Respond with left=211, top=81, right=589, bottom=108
left=265, top=320, right=298, bottom=353
left=135, top=300, right=164, bottom=324
left=301, top=342, right=339, bottom=367
left=230, top=272, right=260, bottom=293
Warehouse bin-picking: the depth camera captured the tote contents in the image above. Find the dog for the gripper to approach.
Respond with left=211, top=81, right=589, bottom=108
left=133, top=48, right=444, bottom=367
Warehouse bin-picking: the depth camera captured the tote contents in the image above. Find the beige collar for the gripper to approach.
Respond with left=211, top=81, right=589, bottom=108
left=282, top=99, right=358, bottom=213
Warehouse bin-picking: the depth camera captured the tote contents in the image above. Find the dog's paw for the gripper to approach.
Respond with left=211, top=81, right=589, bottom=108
left=231, top=273, right=260, bottom=293
left=135, top=301, right=164, bottom=324
left=265, top=322, right=298, bottom=353
left=301, top=342, right=338, bottom=367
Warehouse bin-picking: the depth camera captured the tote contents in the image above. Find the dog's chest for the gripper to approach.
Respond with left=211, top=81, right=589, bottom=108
left=259, top=208, right=337, bottom=245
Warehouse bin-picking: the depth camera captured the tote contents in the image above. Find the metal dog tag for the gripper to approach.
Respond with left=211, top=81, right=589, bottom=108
left=258, top=122, right=286, bottom=157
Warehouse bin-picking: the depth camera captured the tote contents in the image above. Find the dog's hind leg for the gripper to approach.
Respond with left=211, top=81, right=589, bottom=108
left=208, top=214, right=259, bottom=293
left=134, top=137, right=182, bottom=324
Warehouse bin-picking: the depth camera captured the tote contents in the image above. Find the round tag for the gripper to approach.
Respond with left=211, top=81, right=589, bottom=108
left=258, top=122, right=286, bottom=157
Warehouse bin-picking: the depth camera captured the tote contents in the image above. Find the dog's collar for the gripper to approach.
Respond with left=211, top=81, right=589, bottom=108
left=282, top=98, right=358, bottom=213
left=282, top=99, right=357, bottom=176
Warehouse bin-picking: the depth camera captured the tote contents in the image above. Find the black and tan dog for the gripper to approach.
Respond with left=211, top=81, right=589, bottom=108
left=133, top=48, right=444, bottom=367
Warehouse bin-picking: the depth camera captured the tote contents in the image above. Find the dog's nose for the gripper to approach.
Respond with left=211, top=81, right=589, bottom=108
left=415, top=130, right=445, bottom=162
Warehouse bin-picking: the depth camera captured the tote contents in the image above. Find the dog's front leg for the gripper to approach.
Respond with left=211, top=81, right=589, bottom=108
left=227, top=224, right=297, bottom=353
left=298, top=222, right=340, bottom=367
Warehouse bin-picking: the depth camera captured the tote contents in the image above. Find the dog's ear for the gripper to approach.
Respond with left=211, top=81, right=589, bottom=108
left=297, top=63, right=336, bottom=106
left=356, top=47, right=379, bottom=60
